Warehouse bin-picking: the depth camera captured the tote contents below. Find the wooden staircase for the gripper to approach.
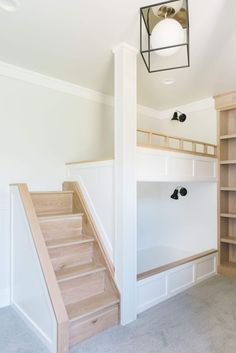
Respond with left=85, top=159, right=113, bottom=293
left=30, top=183, right=119, bottom=350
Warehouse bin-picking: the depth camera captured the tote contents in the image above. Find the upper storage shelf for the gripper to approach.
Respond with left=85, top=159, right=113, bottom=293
left=137, top=129, right=217, bottom=182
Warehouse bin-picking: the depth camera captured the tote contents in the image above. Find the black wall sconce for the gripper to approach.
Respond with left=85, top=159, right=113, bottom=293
left=172, top=111, right=187, bottom=122
left=171, top=187, right=187, bottom=200
left=140, top=0, right=190, bottom=73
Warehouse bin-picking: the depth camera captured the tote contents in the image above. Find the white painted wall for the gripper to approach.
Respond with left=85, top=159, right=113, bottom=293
left=137, top=182, right=217, bottom=255
left=66, top=161, right=115, bottom=261
left=138, top=107, right=217, bottom=145
left=0, top=74, right=112, bottom=308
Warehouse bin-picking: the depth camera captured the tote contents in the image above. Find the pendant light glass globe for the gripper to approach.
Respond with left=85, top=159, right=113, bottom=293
left=0, top=0, right=19, bottom=11
left=150, top=18, right=185, bottom=57
left=152, top=0, right=183, bottom=17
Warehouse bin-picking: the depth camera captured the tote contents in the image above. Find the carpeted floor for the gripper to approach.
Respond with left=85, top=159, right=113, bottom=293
left=1, top=275, right=236, bottom=353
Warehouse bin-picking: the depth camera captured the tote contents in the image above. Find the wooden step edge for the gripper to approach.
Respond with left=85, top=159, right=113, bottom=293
left=68, top=295, right=119, bottom=322
left=31, top=190, right=74, bottom=195
left=38, top=213, right=84, bottom=222
left=56, top=263, right=106, bottom=283
left=46, top=235, right=94, bottom=249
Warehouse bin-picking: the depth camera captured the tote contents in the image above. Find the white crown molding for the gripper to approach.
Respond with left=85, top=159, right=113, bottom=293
left=137, top=104, right=161, bottom=119
left=112, top=42, right=139, bottom=55
left=0, top=61, right=113, bottom=106
left=0, top=60, right=214, bottom=119
left=158, top=98, right=215, bottom=120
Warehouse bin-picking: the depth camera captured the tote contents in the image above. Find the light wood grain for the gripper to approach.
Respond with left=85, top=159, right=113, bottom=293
left=67, top=292, right=119, bottom=321
left=220, top=134, right=236, bottom=140
left=49, top=242, right=94, bottom=272
left=137, top=128, right=217, bottom=158
left=46, top=234, right=94, bottom=249
left=63, top=182, right=118, bottom=287
left=221, top=237, right=236, bottom=245
left=59, top=271, right=105, bottom=306
left=215, top=94, right=236, bottom=275
left=39, top=214, right=83, bottom=241
left=56, top=262, right=106, bottom=283
left=137, top=249, right=217, bottom=281
left=66, top=158, right=114, bottom=166
left=16, top=184, right=69, bottom=353
left=214, top=91, right=236, bottom=111
left=31, top=191, right=74, bottom=216
left=69, top=305, right=119, bottom=346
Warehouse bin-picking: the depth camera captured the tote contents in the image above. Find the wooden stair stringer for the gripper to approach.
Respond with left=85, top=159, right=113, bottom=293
left=63, top=181, right=119, bottom=297
left=16, top=184, right=70, bottom=353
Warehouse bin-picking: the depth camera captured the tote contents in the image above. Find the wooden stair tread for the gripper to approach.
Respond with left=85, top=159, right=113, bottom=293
left=56, top=262, right=106, bottom=282
left=38, top=213, right=83, bottom=222
left=46, top=234, right=94, bottom=249
left=31, top=191, right=74, bottom=194
left=67, top=292, right=119, bottom=322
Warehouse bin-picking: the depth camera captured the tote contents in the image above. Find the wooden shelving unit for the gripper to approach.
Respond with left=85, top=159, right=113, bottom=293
left=215, top=91, right=236, bottom=278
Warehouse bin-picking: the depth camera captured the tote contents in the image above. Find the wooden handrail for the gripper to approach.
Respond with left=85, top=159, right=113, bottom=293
left=15, top=184, right=69, bottom=353
left=137, top=128, right=217, bottom=158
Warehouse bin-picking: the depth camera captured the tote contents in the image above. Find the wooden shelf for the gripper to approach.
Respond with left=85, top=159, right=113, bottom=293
left=221, top=187, right=236, bottom=191
left=218, top=262, right=236, bottom=279
left=220, top=160, right=236, bottom=165
left=221, top=236, right=236, bottom=245
left=220, top=134, right=236, bottom=140
left=217, top=97, right=236, bottom=280
left=220, top=213, right=236, bottom=218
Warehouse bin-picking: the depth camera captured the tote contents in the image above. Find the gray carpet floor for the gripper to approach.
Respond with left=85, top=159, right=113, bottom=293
left=1, top=275, right=236, bottom=353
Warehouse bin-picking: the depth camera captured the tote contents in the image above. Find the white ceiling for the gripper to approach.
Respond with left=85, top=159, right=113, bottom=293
left=0, top=0, right=235, bottom=109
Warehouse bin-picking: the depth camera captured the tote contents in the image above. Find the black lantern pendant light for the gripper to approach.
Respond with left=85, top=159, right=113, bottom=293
left=140, top=0, right=190, bottom=73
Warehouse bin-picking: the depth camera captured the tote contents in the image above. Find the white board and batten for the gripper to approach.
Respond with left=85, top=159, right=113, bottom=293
left=137, top=147, right=217, bottom=182
left=66, top=147, right=217, bottom=316
left=138, top=252, right=217, bottom=313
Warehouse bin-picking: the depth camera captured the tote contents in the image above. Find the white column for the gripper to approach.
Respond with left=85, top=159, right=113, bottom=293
left=113, top=42, right=138, bottom=325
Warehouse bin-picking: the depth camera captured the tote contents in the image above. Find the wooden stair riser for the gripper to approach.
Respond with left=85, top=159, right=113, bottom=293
left=59, top=271, right=105, bottom=305
left=69, top=305, right=119, bottom=347
left=39, top=216, right=83, bottom=241
left=31, top=192, right=74, bottom=216
left=49, top=242, right=94, bottom=271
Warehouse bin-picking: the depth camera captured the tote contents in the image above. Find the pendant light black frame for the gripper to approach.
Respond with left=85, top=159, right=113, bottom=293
left=140, top=0, right=190, bottom=73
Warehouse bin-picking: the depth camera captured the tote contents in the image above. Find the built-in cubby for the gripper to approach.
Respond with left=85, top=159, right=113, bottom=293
left=215, top=93, right=236, bottom=277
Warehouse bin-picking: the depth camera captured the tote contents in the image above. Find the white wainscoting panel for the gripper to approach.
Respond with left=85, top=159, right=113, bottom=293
left=0, top=205, right=10, bottom=308
left=137, top=147, right=216, bottom=182
left=66, top=160, right=114, bottom=262
left=10, top=186, right=57, bottom=352
left=137, top=252, right=217, bottom=313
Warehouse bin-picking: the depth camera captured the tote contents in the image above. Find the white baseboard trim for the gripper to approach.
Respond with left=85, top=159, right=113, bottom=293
left=11, top=301, right=53, bottom=352
left=0, top=288, right=10, bottom=308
